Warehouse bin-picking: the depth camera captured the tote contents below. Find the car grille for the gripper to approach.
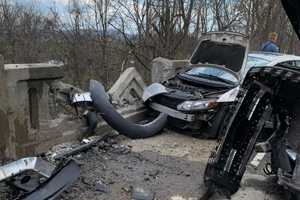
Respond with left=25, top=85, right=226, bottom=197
left=152, top=94, right=185, bottom=109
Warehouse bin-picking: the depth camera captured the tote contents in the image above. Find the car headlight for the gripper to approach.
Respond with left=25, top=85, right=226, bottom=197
left=177, top=100, right=218, bottom=112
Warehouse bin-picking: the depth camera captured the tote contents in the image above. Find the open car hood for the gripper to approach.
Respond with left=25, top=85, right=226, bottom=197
left=190, top=32, right=249, bottom=74
left=281, top=0, right=300, bottom=40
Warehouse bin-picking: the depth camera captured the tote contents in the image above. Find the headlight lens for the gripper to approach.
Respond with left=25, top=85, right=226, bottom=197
left=177, top=100, right=218, bottom=112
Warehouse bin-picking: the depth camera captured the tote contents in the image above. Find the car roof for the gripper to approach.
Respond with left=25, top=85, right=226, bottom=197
left=248, top=51, right=300, bottom=63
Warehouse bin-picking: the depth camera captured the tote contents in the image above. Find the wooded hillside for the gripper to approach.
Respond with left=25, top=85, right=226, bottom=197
left=1, top=0, right=299, bottom=88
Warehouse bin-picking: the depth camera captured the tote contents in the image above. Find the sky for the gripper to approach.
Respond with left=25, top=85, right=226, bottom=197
left=13, top=0, right=70, bottom=15
left=14, top=0, right=69, bottom=7
left=10, top=0, right=85, bottom=25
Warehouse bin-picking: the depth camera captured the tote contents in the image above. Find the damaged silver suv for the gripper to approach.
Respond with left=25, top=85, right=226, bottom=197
left=143, top=32, right=249, bottom=137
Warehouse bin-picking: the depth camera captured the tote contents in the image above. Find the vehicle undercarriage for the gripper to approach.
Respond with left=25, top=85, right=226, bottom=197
left=204, top=66, right=300, bottom=199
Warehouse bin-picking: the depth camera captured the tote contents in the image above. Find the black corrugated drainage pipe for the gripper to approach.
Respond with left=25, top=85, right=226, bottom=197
left=89, top=80, right=167, bottom=139
left=85, top=111, right=97, bottom=135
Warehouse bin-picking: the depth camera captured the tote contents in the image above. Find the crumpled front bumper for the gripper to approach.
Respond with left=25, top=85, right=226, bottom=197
left=149, top=102, right=196, bottom=122
left=143, top=83, right=240, bottom=122
left=149, top=102, right=216, bottom=123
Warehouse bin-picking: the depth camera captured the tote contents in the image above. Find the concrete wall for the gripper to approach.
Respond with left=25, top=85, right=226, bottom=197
left=0, top=55, right=10, bottom=160
left=0, top=58, right=69, bottom=160
left=0, top=63, right=149, bottom=160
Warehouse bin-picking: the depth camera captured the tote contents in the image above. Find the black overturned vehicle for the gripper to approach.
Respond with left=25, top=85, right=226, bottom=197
left=143, top=32, right=248, bottom=138
left=203, top=0, right=300, bottom=199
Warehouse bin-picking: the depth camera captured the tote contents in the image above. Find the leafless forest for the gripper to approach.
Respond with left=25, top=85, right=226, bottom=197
left=1, top=0, right=299, bottom=88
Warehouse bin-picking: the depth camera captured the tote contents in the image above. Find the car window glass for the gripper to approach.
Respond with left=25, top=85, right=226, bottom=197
left=295, top=60, right=300, bottom=67
left=276, top=61, right=296, bottom=68
left=185, top=66, right=238, bottom=84
left=246, top=56, right=271, bottom=69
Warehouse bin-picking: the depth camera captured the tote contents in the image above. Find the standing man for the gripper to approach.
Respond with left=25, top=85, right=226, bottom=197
left=259, top=32, right=280, bottom=53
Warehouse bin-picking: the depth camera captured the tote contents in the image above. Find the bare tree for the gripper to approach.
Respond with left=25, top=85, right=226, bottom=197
left=0, top=0, right=299, bottom=88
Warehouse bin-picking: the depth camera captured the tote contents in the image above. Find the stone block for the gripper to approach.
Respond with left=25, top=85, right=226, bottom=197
left=151, top=57, right=189, bottom=83
left=4, top=63, right=64, bottom=81
left=0, top=60, right=65, bottom=160
left=108, top=67, right=146, bottom=105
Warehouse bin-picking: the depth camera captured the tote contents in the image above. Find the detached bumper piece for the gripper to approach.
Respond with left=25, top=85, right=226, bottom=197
left=0, top=157, right=55, bottom=182
left=0, top=158, right=80, bottom=200
left=23, top=159, right=80, bottom=200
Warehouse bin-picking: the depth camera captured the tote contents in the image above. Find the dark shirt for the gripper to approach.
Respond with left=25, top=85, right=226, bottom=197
left=259, top=41, right=280, bottom=53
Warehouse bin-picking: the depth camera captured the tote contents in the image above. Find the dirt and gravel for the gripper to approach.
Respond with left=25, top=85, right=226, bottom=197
left=0, top=130, right=286, bottom=200
left=56, top=130, right=284, bottom=200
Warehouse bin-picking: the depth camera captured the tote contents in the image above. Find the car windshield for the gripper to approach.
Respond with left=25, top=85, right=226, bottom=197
left=184, top=66, right=238, bottom=85
left=246, top=56, right=271, bottom=69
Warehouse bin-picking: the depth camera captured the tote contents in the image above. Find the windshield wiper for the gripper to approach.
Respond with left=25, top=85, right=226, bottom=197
left=186, top=73, right=235, bottom=85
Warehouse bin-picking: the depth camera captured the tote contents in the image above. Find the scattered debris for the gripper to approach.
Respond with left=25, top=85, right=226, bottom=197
left=131, top=186, right=155, bottom=200
left=23, top=159, right=80, bottom=200
left=171, top=196, right=198, bottom=200
left=111, top=144, right=131, bottom=154
left=148, top=169, right=160, bottom=179
left=11, top=173, right=42, bottom=192
left=0, top=157, right=55, bottom=182
left=0, top=157, right=80, bottom=200
left=95, top=180, right=110, bottom=193
left=50, top=134, right=111, bottom=161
